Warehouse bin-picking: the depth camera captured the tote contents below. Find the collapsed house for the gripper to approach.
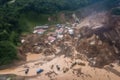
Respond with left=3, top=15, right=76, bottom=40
left=33, top=25, right=49, bottom=34
left=19, top=11, right=120, bottom=68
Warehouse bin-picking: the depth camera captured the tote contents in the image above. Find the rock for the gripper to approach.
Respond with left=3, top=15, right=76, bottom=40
left=34, top=46, right=41, bottom=53
left=77, top=62, right=86, bottom=66
left=56, top=65, right=60, bottom=71
left=88, top=58, right=96, bottom=67
left=72, top=68, right=83, bottom=77
left=63, top=67, right=69, bottom=73
left=21, top=39, right=25, bottom=43
left=90, top=41, right=96, bottom=45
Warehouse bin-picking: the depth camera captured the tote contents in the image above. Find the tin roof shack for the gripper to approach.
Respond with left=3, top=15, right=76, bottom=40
left=55, top=28, right=64, bottom=35
left=33, top=29, right=46, bottom=34
left=56, top=24, right=66, bottom=28
left=33, top=25, right=49, bottom=34
left=48, top=36, right=56, bottom=43
left=34, top=25, right=49, bottom=30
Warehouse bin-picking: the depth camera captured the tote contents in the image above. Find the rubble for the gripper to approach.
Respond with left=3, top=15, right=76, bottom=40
left=45, top=71, right=58, bottom=79
left=43, top=48, right=56, bottom=56
left=33, top=29, right=46, bottom=34
left=62, top=67, right=69, bottom=73
left=72, top=68, right=83, bottom=77
left=76, top=35, right=117, bottom=67
left=19, top=11, right=120, bottom=69
left=20, top=23, right=120, bottom=68
left=70, top=61, right=86, bottom=69
left=48, top=36, right=56, bottom=43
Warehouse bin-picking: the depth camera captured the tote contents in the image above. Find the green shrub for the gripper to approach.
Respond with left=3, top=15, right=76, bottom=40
left=0, top=41, right=17, bottom=65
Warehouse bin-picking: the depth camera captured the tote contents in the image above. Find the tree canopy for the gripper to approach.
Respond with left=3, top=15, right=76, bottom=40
left=9, top=0, right=102, bottom=13
left=0, top=41, right=17, bottom=65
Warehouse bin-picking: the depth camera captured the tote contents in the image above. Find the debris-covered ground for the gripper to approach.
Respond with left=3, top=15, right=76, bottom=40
left=19, top=11, right=120, bottom=68
left=0, top=7, right=120, bottom=80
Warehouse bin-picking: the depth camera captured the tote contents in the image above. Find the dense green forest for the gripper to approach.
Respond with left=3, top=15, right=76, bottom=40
left=7, top=0, right=102, bottom=13
left=0, top=0, right=119, bottom=65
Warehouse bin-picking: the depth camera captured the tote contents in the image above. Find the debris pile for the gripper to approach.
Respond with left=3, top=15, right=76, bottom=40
left=19, top=12, right=120, bottom=68
left=20, top=34, right=51, bottom=54
left=76, top=34, right=116, bottom=67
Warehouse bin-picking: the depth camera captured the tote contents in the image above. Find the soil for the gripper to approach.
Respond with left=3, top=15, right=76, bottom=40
left=0, top=1, right=120, bottom=80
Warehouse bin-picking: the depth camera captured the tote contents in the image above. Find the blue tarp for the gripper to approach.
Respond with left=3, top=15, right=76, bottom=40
left=36, top=69, right=44, bottom=74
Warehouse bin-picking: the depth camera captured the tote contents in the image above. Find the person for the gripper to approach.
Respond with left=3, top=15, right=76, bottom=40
left=25, top=68, right=29, bottom=74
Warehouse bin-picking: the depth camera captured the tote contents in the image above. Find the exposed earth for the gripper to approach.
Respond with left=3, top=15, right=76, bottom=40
left=0, top=2, right=120, bottom=80
left=0, top=53, right=120, bottom=80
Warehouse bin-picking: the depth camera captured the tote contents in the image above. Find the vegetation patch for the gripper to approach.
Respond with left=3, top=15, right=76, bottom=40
left=0, top=41, right=17, bottom=65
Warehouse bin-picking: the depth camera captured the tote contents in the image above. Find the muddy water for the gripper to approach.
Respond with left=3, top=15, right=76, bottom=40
left=0, top=53, right=120, bottom=80
left=26, top=53, right=43, bottom=61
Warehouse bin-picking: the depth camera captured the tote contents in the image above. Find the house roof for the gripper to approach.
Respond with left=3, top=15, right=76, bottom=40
left=34, top=26, right=49, bottom=29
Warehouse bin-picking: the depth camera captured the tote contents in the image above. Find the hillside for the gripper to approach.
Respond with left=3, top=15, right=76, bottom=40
left=0, top=0, right=108, bottom=66
left=0, top=0, right=120, bottom=80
